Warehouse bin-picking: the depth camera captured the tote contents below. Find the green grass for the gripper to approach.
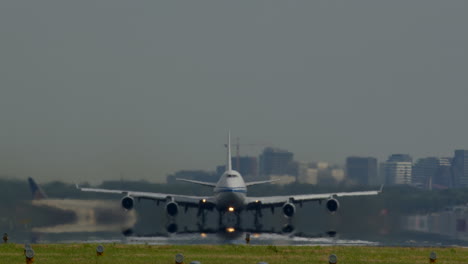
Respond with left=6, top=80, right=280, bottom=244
left=1, top=243, right=467, bottom=264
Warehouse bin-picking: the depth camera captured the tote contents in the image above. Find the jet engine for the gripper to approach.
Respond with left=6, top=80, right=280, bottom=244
left=326, top=198, right=340, bottom=213
left=165, top=201, right=179, bottom=217
left=282, top=224, right=295, bottom=234
left=121, top=196, right=134, bottom=210
left=282, top=203, right=296, bottom=218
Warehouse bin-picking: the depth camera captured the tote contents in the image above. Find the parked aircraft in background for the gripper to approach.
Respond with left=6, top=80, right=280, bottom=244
left=78, top=133, right=382, bottom=233
left=28, top=177, right=48, bottom=200
left=28, top=178, right=136, bottom=233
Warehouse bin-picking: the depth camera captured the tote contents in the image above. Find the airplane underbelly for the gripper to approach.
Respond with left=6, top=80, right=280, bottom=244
left=215, top=192, right=246, bottom=211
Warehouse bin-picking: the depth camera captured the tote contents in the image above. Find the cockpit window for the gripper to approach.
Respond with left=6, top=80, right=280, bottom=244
left=227, top=174, right=237, bottom=178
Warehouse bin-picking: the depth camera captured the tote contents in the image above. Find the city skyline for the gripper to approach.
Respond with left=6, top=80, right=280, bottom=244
left=1, top=1, right=467, bottom=184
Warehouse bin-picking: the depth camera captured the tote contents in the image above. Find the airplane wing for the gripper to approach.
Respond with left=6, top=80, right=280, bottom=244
left=246, top=186, right=383, bottom=206
left=245, top=179, right=282, bottom=187
left=176, top=178, right=217, bottom=187
left=77, top=186, right=214, bottom=206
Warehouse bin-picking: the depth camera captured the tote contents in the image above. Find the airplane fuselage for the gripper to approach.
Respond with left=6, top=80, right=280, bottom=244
left=213, top=170, right=247, bottom=212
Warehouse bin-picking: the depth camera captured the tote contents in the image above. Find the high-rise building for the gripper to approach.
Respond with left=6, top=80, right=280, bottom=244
left=412, top=157, right=452, bottom=189
left=452, top=150, right=468, bottom=188
left=298, top=163, right=319, bottom=185
left=346, top=156, right=378, bottom=185
left=259, top=147, right=294, bottom=178
left=387, top=154, right=412, bottom=163
left=216, top=156, right=258, bottom=178
left=235, top=156, right=258, bottom=177
left=385, top=154, right=413, bottom=185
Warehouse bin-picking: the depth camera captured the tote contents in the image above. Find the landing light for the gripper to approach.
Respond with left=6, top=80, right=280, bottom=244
left=226, top=227, right=235, bottom=233
left=202, top=199, right=206, bottom=203
left=228, top=207, right=235, bottom=212
left=200, top=233, right=207, bottom=238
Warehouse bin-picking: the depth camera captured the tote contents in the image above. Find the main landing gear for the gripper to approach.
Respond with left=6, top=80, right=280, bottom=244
left=253, top=209, right=263, bottom=230
left=218, top=210, right=241, bottom=229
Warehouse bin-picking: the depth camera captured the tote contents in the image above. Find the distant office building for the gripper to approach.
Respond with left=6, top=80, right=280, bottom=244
left=385, top=154, right=413, bottom=185
left=387, top=154, right=412, bottom=163
left=330, top=168, right=345, bottom=183
left=235, top=156, right=258, bottom=177
left=315, top=161, right=329, bottom=170
left=297, top=162, right=344, bottom=185
left=378, top=162, right=386, bottom=185
left=298, top=164, right=319, bottom=185
left=452, top=150, right=468, bottom=188
left=436, top=158, right=453, bottom=188
left=346, top=156, right=378, bottom=185
left=301, top=162, right=344, bottom=185
left=216, top=156, right=258, bottom=178
left=259, top=147, right=295, bottom=177
left=413, top=157, right=452, bottom=189
left=269, top=175, right=296, bottom=185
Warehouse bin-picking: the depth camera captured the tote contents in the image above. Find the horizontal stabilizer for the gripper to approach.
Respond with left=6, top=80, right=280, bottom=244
left=176, top=178, right=217, bottom=187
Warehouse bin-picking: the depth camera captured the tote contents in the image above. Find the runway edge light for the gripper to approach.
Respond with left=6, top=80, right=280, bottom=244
left=24, top=244, right=31, bottom=255
left=175, top=253, right=184, bottom=264
left=96, top=245, right=104, bottom=256
left=329, top=254, right=338, bottom=264
left=430, top=251, right=437, bottom=263
left=25, top=249, right=35, bottom=264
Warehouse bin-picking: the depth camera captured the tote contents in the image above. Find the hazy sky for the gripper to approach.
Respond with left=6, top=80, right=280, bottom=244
left=1, top=1, right=467, bottom=184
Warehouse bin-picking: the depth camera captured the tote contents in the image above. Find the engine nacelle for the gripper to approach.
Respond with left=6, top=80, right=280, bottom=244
left=121, top=196, right=134, bottom=210
left=282, top=203, right=296, bottom=218
left=282, top=224, right=295, bottom=234
left=165, top=201, right=179, bottom=217
left=166, top=223, right=178, bottom=233
left=326, top=198, right=340, bottom=213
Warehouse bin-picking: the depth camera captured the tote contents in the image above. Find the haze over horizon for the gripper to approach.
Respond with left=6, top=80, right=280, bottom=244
left=1, top=1, right=467, bottom=184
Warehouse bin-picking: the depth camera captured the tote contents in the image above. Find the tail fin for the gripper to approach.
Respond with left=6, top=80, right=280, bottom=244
left=28, top=177, right=48, bottom=200
left=227, top=131, right=232, bottom=171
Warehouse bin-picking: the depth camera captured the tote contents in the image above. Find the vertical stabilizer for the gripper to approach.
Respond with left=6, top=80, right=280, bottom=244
left=227, top=131, right=232, bottom=171
left=28, top=177, right=48, bottom=200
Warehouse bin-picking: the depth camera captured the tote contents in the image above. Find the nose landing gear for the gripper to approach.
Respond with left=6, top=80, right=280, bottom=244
left=218, top=209, right=241, bottom=229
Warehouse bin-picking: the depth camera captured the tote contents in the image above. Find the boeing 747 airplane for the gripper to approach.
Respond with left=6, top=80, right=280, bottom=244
left=78, top=133, right=382, bottom=231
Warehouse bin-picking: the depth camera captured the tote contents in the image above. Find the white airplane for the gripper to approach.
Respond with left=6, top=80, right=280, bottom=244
left=78, top=133, right=382, bottom=230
